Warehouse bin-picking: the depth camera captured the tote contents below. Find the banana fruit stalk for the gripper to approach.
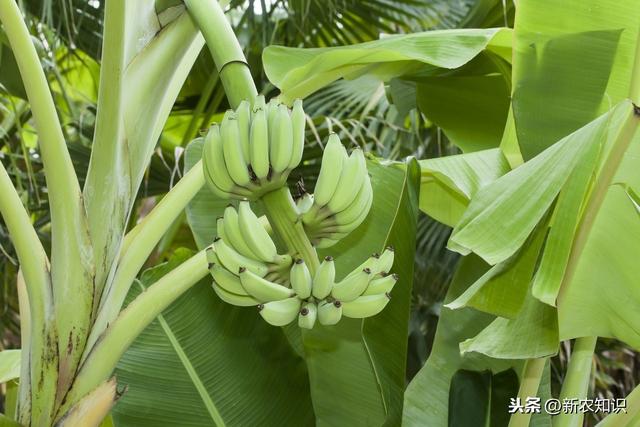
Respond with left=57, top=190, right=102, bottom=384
left=301, top=133, right=373, bottom=248
left=202, top=96, right=306, bottom=200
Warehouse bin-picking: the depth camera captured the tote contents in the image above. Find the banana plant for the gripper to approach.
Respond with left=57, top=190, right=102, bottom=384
left=0, top=0, right=418, bottom=425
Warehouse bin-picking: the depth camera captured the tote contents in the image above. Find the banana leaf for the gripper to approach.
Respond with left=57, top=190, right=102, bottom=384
left=402, top=255, right=518, bottom=426
left=418, top=148, right=510, bottom=227
left=416, top=74, right=510, bottom=152
left=448, top=99, right=640, bottom=349
left=263, top=28, right=511, bottom=103
left=0, top=350, right=20, bottom=384
left=511, top=0, right=640, bottom=159
left=113, top=249, right=314, bottom=426
left=448, top=368, right=519, bottom=427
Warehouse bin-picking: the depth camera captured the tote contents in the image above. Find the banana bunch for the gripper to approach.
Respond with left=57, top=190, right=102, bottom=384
left=210, top=240, right=397, bottom=328
left=199, top=97, right=393, bottom=328
left=300, top=134, right=373, bottom=248
left=202, top=96, right=305, bottom=200
left=207, top=201, right=295, bottom=308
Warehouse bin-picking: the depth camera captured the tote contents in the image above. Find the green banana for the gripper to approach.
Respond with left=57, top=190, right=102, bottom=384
left=341, top=293, right=390, bottom=318
left=239, top=267, right=294, bottom=302
left=250, top=106, right=270, bottom=180
left=318, top=300, right=342, bottom=325
left=221, top=110, right=251, bottom=186
left=213, top=237, right=269, bottom=277
left=236, top=100, right=251, bottom=162
left=312, top=133, right=346, bottom=207
left=328, top=148, right=366, bottom=212
left=290, top=258, right=312, bottom=299
left=267, top=100, right=279, bottom=174
left=315, top=237, right=341, bottom=248
left=312, top=256, right=335, bottom=299
left=271, top=104, right=293, bottom=173
left=272, top=254, right=293, bottom=269
left=289, top=99, right=305, bottom=169
left=205, top=246, right=218, bottom=265
left=223, top=205, right=259, bottom=260
left=331, top=175, right=372, bottom=226
left=258, top=297, right=301, bottom=326
left=203, top=125, right=242, bottom=198
left=253, top=94, right=266, bottom=111
left=216, top=217, right=228, bottom=245
left=331, top=268, right=371, bottom=302
left=343, top=253, right=380, bottom=279
left=210, top=263, right=248, bottom=295
left=258, top=214, right=273, bottom=236
left=298, top=301, right=317, bottom=329
left=377, top=247, right=394, bottom=273
left=296, top=192, right=314, bottom=215
left=237, top=201, right=278, bottom=263
left=363, top=273, right=398, bottom=296
left=212, top=282, right=260, bottom=307
left=318, top=199, right=372, bottom=235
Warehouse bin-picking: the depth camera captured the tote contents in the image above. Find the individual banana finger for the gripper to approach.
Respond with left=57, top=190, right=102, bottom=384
left=363, top=273, right=398, bottom=296
left=312, top=133, right=346, bottom=207
left=298, top=301, right=317, bottom=329
left=331, top=268, right=371, bottom=302
left=289, top=99, right=305, bottom=170
left=212, top=282, right=260, bottom=307
left=343, top=253, right=380, bottom=279
left=253, top=94, right=266, bottom=111
left=210, top=263, right=248, bottom=295
left=377, top=247, right=394, bottom=274
left=240, top=267, right=295, bottom=302
left=271, top=104, right=294, bottom=173
left=203, top=125, right=241, bottom=197
left=213, top=237, right=269, bottom=277
left=341, top=293, right=390, bottom=318
left=221, top=110, right=251, bottom=186
left=250, top=106, right=270, bottom=180
left=223, top=205, right=260, bottom=260
left=296, top=192, right=314, bottom=215
left=329, top=175, right=372, bottom=226
left=259, top=297, right=301, bottom=326
left=238, top=201, right=279, bottom=263
left=318, top=300, right=342, bottom=326
left=328, top=148, right=367, bottom=213
left=236, top=100, right=251, bottom=162
left=290, top=258, right=312, bottom=299
left=312, top=256, right=335, bottom=299
left=315, top=237, right=341, bottom=249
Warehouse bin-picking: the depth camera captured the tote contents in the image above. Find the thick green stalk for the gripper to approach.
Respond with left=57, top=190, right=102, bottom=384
left=261, top=187, right=320, bottom=275
left=82, top=0, right=129, bottom=303
left=84, top=163, right=205, bottom=356
left=63, top=250, right=209, bottom=412
left=0, top=0, right=94, bottom=403
left=16, top=272, right=31, bottom=424
left=508, top=357, right=546, bottom=427
left=554, top=337, right=597, bottom=427
left=0, top=161, right=58, bottom=425
left=184, top=0, right=258, bottom=108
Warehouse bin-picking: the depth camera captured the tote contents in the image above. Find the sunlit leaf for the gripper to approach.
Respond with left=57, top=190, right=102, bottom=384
left=264, top=28, right=511, bottom=102
left=419, top=148, right=510, bottom=227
